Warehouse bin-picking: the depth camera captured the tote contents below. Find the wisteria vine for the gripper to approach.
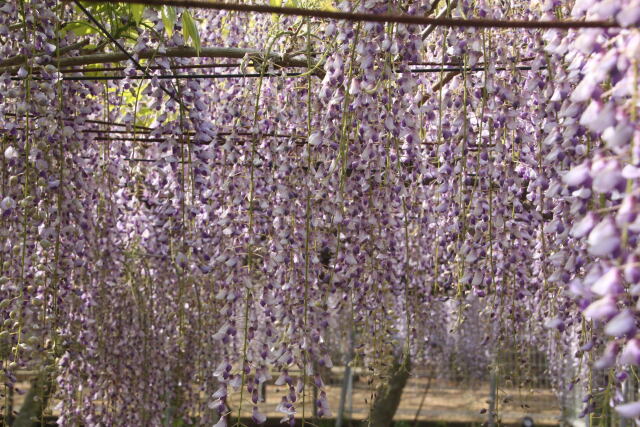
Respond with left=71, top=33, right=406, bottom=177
left=2, top=0, right=640, bottom=425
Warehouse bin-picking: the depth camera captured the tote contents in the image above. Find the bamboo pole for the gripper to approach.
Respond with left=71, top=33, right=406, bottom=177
left=0, top=47, right=313, bottom=74
left=75, top=0, right=619, bottom=29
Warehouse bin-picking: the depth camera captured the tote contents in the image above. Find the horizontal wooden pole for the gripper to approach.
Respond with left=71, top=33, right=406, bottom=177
left=74, top=0, right=620, bottom=29
left=0, top=46, right=313, bottom=73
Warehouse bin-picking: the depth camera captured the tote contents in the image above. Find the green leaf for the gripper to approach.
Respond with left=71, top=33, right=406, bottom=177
left=130, top=4, right=145, bottom=24
left=161, top=6, right=177, bottom=37
left=269, top=0, right=283, bottom=21
left=320, top=0, right=336, bottom=10
left=84, top=63, right=106, bottom=78
left=182, top=11, right=201, bottom=56
left=63, top=21, right=100, bottom=37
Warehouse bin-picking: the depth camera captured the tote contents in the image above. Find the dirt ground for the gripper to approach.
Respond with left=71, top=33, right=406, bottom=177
left=226, top=375, right=561, bottom=425
left=5, top=374, right=560, bottom=425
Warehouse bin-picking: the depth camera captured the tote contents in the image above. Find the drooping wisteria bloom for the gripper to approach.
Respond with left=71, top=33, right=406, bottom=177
left=3, top=0, right=640, bottom=423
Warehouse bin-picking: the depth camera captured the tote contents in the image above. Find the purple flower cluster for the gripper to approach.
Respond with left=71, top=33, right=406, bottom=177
left=3, top=0, right=640, bottom=424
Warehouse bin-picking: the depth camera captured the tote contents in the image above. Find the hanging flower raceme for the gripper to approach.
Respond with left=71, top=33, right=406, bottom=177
left=5, top=0, right=640, bottom=423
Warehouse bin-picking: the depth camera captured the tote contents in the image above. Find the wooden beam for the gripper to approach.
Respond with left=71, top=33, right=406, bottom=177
left=0, top=46, right=315, bottom=74
left=74, top=0, right=619, bottom=29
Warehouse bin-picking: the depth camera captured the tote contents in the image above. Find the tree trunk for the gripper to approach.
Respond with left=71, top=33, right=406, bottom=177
left=368, top=353, right=411, bottom=427
left=12, top=369, right=54, bottom=427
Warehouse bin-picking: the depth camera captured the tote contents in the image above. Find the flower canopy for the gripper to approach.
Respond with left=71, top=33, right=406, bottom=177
left=1, top=0, right=640, bottom=424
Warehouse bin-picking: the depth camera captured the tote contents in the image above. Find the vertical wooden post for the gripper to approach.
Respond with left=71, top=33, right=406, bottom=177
left=621, top=367, right=637, bottom=427
left=336, top=365, right=353, bottom=427
left=336, top=331, right=354, bottom=427
left=488, top=365, right=497, bottom=427
left=621, top=373, right=629, bottom=427
left=312, top=367, right=318, bottom=418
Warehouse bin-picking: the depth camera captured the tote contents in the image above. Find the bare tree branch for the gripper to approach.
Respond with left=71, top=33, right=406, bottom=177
left=421, top=0, right=458, bottom=41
